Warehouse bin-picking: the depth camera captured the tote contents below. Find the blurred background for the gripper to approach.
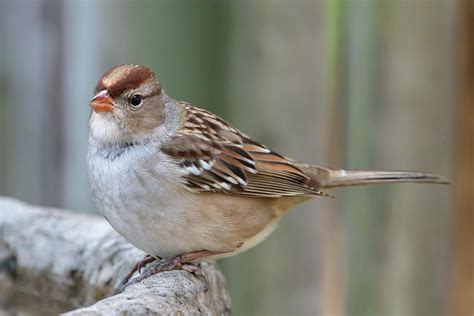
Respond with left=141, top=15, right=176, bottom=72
left=0, top=1, right=472, bottom=315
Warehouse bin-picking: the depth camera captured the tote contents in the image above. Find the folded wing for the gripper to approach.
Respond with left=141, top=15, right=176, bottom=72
left=161, top=102, right=326, bottom=198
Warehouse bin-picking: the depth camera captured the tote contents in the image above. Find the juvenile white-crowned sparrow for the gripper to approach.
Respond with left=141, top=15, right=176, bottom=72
left=87, top=64, right=447, bottom=287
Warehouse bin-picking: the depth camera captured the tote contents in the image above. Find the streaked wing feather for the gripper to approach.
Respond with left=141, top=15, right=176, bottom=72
left=161, top=102, right=326, bottom=197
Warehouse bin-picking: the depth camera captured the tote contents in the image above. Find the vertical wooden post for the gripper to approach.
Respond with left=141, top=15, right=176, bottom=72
left=222, top=3, right=328, bottom=315
left=452, top=1, right=474, bottom=315
left=322, top=1, right=347, bottom=315
left=344, top=2, right=380, bottom=314
left=0, top=0, right=64, bottom=208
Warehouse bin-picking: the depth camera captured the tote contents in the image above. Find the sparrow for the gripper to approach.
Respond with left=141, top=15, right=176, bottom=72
left=87, top=64, right=448, bottom=288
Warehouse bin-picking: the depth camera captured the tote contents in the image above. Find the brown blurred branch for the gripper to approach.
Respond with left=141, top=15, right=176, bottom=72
left=0, top=197, right=231, bottom=315
left=452, top=2, right=474, bottom=315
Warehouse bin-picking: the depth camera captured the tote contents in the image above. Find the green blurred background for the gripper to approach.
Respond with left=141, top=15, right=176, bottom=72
left=0, top=1, right=472, bottom=315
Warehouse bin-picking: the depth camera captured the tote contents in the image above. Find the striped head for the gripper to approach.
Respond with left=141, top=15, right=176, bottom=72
left=89, top=64, right=168, bottom=143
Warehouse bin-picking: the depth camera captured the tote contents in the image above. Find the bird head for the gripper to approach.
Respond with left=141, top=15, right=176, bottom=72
left=89, top=64, right=169, bottom=143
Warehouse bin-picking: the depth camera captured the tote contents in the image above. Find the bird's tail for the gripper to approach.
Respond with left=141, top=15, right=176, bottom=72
left=294, top=163, right=449, bottom=190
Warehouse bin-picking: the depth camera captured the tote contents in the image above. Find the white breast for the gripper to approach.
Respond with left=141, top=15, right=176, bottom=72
left=88, top=140, right=189, bottom=256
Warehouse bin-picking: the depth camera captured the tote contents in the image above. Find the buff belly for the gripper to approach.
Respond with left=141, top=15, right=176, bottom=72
left=95, top=184, right=282, bottom=259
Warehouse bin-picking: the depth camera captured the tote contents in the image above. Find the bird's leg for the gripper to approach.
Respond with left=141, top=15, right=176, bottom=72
left=120, top=254, right=157, bottom=287
left=121, top=250, right=216, bottom=291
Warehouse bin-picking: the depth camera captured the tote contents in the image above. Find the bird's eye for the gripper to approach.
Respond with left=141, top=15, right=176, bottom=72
left=129, top=94, right=143, bottom=107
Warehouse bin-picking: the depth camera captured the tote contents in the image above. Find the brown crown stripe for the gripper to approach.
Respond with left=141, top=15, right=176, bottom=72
left=95, top=64, right=156, bottom=97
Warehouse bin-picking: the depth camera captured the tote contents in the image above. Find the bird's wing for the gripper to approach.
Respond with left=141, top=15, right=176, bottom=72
left=160, top=102, right=326, bottom=198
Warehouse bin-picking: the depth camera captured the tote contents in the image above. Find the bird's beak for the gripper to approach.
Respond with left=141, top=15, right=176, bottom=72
left=90, top=90, right=115, bottom=112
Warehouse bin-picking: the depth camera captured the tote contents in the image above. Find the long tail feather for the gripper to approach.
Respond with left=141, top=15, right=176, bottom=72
left=294, top=163, right=449, bottom=190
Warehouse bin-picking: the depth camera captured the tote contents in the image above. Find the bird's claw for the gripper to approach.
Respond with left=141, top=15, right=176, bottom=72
left=119, top=256, right=208, bottom=292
